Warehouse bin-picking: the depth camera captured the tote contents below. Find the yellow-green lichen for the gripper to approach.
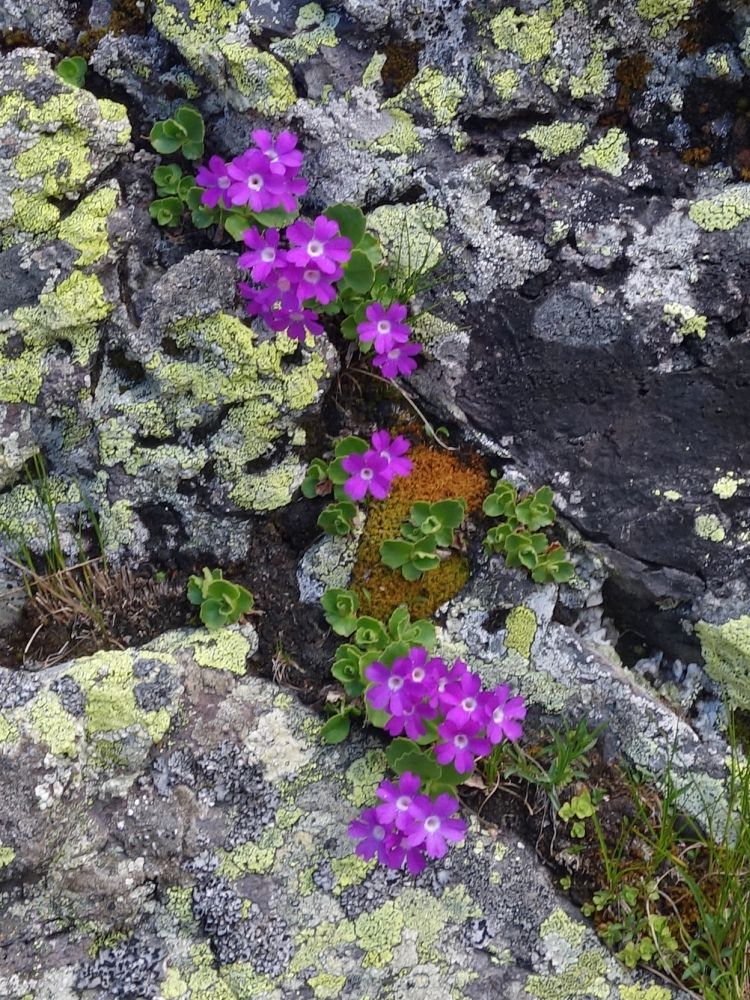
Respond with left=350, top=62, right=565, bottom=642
left=539, top=908, right=586, bottom=947
left=355, top=900, right=405, bottom=968
left=368, top=107, right=422, bottom=155
left=344, top=750, right=387, bottom=807
left=270, top=4, right=338, bottom=64
left=713, top=474, right=743, bottom=499
left=289, top=920, right=356, bottom=976
left=366, top=203, right=445, bottom=281
left=505, top=606, right=537, bottom=660
left=309, top=973, right=347, bottom=999
left=579, top=128, right=629, bottom=177
left=694, top=513, right=725, bottom=542
left=636, top=0, right=693, bottom=38
left=13, top=271, right=112, bottom=365
left=411, top=68, right=465, bottom=125
left=696, top=616, right=750, bottom=710
left=619, top=987, right=672, bottom=1000
left=0, top=714, right=18, bottom=744
left=663, top=302, right=707, bottom=339
left=219, top=42, right=297, bottom=113
left=161, top=966, right=190, bottom=999
left=8, top=189, right=61, bottom=239
left=569, top=45, right=609, bottom=99
left=524, top=948, right=609, bottom=999
left=189, top=629, right=252, bottom=675
left=29, top=691, right=79, bottom=757
left=330, top=852, right=375, bottom=891
left=362, top=52, right=387, bottom=87
left=522, top=122, right=587, bottom=160
left=490, top=8, right=557, bottom=64
left=218, top=835, right=279, bottom=876
left=688, top=185, right=750, bottom=232
left=0, top=845, right=15, bottom=867
left=489, top=69, right=519, bottom=102
left=221, top=964, right=277, bottom=997
left=58, top=184, right=118, bottom=266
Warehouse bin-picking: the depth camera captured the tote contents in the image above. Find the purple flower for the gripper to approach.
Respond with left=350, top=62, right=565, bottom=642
left=286, top=215, right=352, bottom=274
left=341, top=450, right=391, bottom=501
left=348, top=807, right=392, bottom=864
left=405, top=793, right=467, bottom=858
left=226, top=149, right=277, bottom=211
left=399, top=647, right=438, bottom=702
left=357, top=302, right=411, bottom=354
left=439, top=668, right=482, bottom=720
left=431, top=657, right=468, bottom=711
left=238, top=227, right=286, bottom=282
left=482, top=684, right=527, bottom=744
left=435, top=717, right=490, bottom=774
left=375, top=773, right=422, bottom=830
left=443, top=671, right=485, bottom=728
left=384, top=701, right=433, bottom=739
left=196, top=155, right=233, bottom=209
left=385, top=832, right=427, bottom=874
left=252, top=129, right=304, bottom=177
left=294, top=263, right=343, bottom=305
left=266, top=299, right=324, bottom=341
left=370, top=430, right=412, bottom=480
left=373, top=340, right=422, bottom=379
left=365, top=658, right=413, bottom=716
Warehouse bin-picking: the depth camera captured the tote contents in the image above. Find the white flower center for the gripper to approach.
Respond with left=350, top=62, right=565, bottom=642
left=387, top=348, right=400, bottom=359
left=396, top=795, right=411, bottom=812
left=304, top=269, right=320, bottom=284
left=461, top=697, right=477, bottom=714
left=261, top=247, right=276, bottom=262
left=291, top=311, right=303, bottom=323
left=412, top=668, right=425, bottom=683
left=387, top=675, right=403, bottom=691
left=278, top=277, right=291, bottom=292
left=424, top=816, right=441, bottom=834
left=218, top=176, right=230, bottom=188
left=454, top=734, right=468, bottom=749
left=307, top=239, right=324, bottom=258
left=493, top=707, right=505, bottom=725
left=377, top=320, right=391, bottom=335
left=361, top=468, right=374, bottom=481
left=265, top=149, right=278, bottom=161
left=373, top=824, right=386, bottom=841
left=247, top=174, right=263, bottom=190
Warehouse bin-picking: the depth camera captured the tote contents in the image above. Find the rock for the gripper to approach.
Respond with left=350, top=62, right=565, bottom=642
left=0, top=628, right=682, bottom=999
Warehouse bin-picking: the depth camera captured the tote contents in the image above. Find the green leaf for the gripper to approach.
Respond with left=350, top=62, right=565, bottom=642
left=153, top=164, right=183, bottom=195
left=148, top=197, right=183, bottom=226
left=401, top=562, right=423, bottom=582
left=387, top=605, right=410, bottom=639
left=341, top=315, right=359, bottom=341
left=173, top=105, right=204, bottom=144
left=187, top=575, right=204, bottom=605
left=200, top=598, right=229, bottom=630
left=224, top=212, right=253, bottom=242
left=334, top=435, right=369, bottom=459
left=149, top=120, right=186, bottom=155
left=323, top=203, right=367, bottom=246
left=321, top=713, right=351, bottom=744
left=191, top=207, right=218, bottom=229
left=391, top=750, right=440, bottom=780
left=354, top=616, right=389, bottom=649
left=386, top=738, right=421, bottom=769
left=380, top=539, right=412, bottom=569
left=301, top=457, right=330, bottom=498
left=177, top=175, right=197, bottom=200
left=358, top=232, right=383, bottom=267
left=317, top=501, right=357, bottom=536
left=56, top=56, right=87, bottom=88
left=402, top=619, right=436, bottom=649
left=251, top=205, right=299, bottom=228
left=342, top=250, right=375, bottom=294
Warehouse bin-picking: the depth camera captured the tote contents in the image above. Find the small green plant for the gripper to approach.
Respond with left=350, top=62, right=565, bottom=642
left=380, top=498, right=465, bottom=581
left=317, top=500, right=358, bottom=536
left=56, top=56, right=87, bottom=88
left=320, top=596, right=436, bottom=742
left=481, top=718, right=602, bottom=812
left=321, top=587, right=360, bottom=636
left=187, top=567, right=254, bottom=630
left=482, top=478, right=574, bottom=584
left=559, top=786, right=599, bottom=838
left=149, top=105, right=205, bottom=159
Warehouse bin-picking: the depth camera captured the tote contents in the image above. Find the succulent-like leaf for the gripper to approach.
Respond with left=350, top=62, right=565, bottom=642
left=321, top=713, right=351, bottom=744
left=56, top=56, right=87, bottom=88
left=323, top=203, right=367, bottom=246
left=342, top=250, right=375, bottom=294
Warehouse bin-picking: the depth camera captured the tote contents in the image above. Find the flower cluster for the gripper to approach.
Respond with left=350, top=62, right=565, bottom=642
left=342, top=429, right=412, bottom=502
left=348, top=774, right=467, bottom=873
left=238, top=215, right=352, bottom=341
left=195, top=129, right=306, bottom=212
left=356, top=302, right=423, bottom=379
left=366, top=648, right=527, bottom=770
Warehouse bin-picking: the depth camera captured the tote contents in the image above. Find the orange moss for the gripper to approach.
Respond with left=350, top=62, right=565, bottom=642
left=614, top=54, right=652, bottom=113
left=350, top=444, right=490, bottom=621
left=681, top=146, right=712, bottom=166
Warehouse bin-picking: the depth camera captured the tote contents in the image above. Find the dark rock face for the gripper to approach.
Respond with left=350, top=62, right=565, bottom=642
left=459, top=293, right=750, bottom=580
